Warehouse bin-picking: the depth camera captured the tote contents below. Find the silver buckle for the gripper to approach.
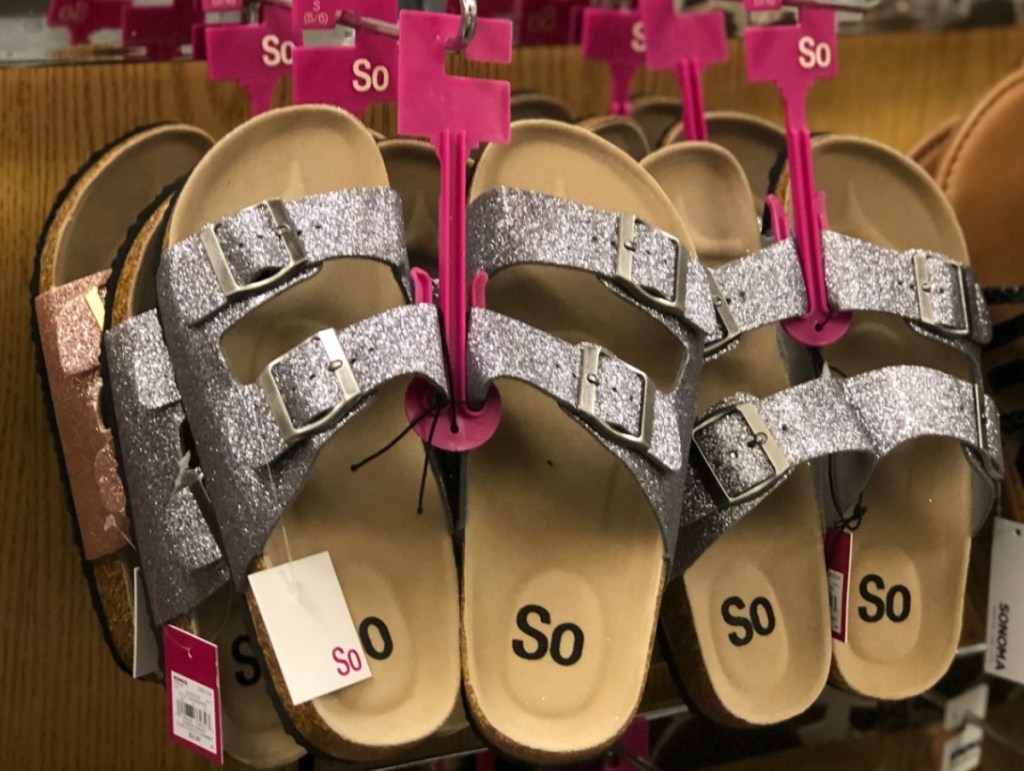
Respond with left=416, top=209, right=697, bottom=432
left=201, top=199, right=308, bottom=298
left=703, top=272, right=741, bottom=356
left=258, top=329, right=361, bottom=446
left=577, top=344, right=655, bottom=452
left=913, top=253, right=971, bottom=338
left=974, top=382, right=1003, bottom=479
left=692, top=402, right=790, bottom=505
left=614, top=213, right=687, bottom=317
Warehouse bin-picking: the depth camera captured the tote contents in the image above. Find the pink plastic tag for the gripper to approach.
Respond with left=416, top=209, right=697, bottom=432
left=205, top=2, right=296, bottom=115
left=122, top=0, right=202, bottom=60
left=581, top=9, right=645, bottom=116
left=47, top=0, right=126, bottom=46
left=746, top=6, right=849, bottom=346
left=520, top=0, right=585, bottom=45
left=292, top=0, right=398, bottom=116
left=202, top=0, right=244, bottom=11
left=399, top=10, right=510, bottom=451
left=164, top=626, right=223, bottom=764
left=639, top=0, right=727, bottom=141
left=825, top=527, right=852, bottom=642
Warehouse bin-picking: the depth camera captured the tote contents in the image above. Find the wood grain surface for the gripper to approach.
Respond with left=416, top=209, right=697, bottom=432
left=1, top=25, right=1023, bottom=770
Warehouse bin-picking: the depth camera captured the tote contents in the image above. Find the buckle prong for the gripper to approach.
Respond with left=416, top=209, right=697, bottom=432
left=704, top=272, right=741, bottom=355
left=913, top=253, right=971, bottom=338
left=202, top=199, right=309, bottom=298
left=577, top=344, right=655, bottom=452
left=259, top=329, right=361, bottom=446
left=692, top=402, right=790, bottom=505
left=614, top=213, right=687, bottom=318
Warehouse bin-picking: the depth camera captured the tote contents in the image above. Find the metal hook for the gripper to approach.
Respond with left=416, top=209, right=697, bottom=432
left=447, top=0, right=477, bottom=51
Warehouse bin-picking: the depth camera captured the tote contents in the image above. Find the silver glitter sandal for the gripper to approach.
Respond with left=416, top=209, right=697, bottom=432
left=778, top=135, right=1003, bottom=699
left=103, top=184, right=304, bottom=769
left=459, top=121, right=713, bottom=763
left=154, top=106, right=461, bottom=760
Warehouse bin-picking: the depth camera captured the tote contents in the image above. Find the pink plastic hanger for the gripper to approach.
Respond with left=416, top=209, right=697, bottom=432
left=580, top=7, right=645, bottom=116
left=204, top=2, right=296, bottom=115
left=745, top=2, right=849, bottom=346
left=638, top=0, right=727, bottom=141
left=122, top=0, right=202, bottom=60
left=46, top=0, right=126, bottom=46
left=398, top=8, right=512, bottom=451
left=291, top=0, right=399, bottom=115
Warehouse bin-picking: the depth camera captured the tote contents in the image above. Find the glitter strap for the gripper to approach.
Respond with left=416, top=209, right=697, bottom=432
left=105, top=310, right=228, bottom=625
left=161, top=188, right=410, bottom=324
left=230, top=304, right=447, bottom=467
left=676, top=366, right=1002, bottom=573
left=467, top=307, right=689, bottom=557
left=466, top=187, right=719, bottom=341
left=703, top=233, right=991, bottom=356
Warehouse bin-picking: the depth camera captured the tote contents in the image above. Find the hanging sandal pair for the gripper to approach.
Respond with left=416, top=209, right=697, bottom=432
left=147, top=110, right=713, bottom=764
left=640, top=135, right=1001, bottom=725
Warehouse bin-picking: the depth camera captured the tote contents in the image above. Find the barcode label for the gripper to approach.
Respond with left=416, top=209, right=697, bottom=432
left=170, top=672, right=217, bottom=753
left=828, top=568, right=843, bottom=633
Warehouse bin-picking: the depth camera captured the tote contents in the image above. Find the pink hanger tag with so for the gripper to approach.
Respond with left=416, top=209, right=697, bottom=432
left=292, top=0, right=398, bottom=116
left=164, top=625, right=223, bottom=764
left=746, top=6, right=849, bottom=346
left=581, top=8, right=645, bottom=116
left=399, top=10, right=511, bottom=451
left=639, top=0, right=727, bottom=141
left=206, top=2, right=297, bottom=115
left=122, top=0, right=202, bottom=60
left=47, top=0, right=126, bottom=46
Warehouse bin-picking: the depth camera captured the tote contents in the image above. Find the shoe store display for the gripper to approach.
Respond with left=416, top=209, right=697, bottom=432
left=7, top=1, right=1024, bottom=768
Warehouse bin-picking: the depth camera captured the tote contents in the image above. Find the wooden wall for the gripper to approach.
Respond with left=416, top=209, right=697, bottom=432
left=1, top=25, right=1023, bottom=769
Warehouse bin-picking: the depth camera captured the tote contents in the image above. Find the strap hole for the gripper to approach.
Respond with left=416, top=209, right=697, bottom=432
left=586, top=374, right=600, bottom=385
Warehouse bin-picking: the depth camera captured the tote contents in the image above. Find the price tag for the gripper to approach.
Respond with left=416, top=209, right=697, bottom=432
left=825, top=527, right=852, bottom=642
left=164, top=626, right=222, bottom=764
left=985, top=517, right=1024, bottom=684
left=132, top=567, right=160, bottom=679
left=248, top=552, right=372, bottom=705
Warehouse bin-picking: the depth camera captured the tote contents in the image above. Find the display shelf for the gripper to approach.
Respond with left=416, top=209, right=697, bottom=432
left=1, top=25, right=1023, bottom=769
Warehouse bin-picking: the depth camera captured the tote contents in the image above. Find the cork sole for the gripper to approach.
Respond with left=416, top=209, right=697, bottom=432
left=33, top=123, right=212, bottom=673
left=108, top=189, right=305, bottom=768
left=643, top=142, right=830, bottom=726
left=462, top=121, right=690, bottom=762
left=791, top=136, right=974, bottom=699
left=167, top=106, right=460, bottom=760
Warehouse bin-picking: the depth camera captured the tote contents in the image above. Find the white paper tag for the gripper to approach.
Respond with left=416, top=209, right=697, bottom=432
left=248, top=552, right=372, bottom=705
left=941, top=683, right=987, bottom=771
left=985, top=518, right=1024, bottom=684
left=132, top=567, right=161, bottom=679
